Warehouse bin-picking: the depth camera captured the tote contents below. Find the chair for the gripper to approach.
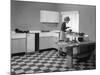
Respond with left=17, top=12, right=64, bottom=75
left=76, top=42, right=96, bottom=62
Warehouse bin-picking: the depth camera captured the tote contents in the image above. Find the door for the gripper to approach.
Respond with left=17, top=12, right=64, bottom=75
left=39, top=37, right=50, bottom=49
left=11, top=39, right=26, bottom=54
left=61, top=11, right=79, bottom=32
left=27, top=34, right=35, bottom=53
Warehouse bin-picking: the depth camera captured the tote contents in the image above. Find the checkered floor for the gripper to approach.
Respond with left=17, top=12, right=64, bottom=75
left=11, top=50, right=96, bottom=75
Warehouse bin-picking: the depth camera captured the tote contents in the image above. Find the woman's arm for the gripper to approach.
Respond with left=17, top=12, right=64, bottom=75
left=65, top=27, right=70, bottom=29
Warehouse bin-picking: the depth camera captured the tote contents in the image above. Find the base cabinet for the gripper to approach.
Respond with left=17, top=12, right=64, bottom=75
left=27, top=34, right=35, bottom=53
left=51, top=36, right=59, bottom=49
left=39, top=37, right=50, bottom=49
left=39, top=36, right=59, bottom=50
left=11, top=39, right=26, bottom=54
left=11, top=33, right=36, bottom=54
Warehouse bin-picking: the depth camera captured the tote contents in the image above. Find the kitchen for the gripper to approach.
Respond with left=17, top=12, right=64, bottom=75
left=11, top=0, right=96, bottom=74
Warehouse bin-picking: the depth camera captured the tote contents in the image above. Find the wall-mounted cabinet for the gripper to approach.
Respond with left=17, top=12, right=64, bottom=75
left=40, top=10, right=59, bottom=23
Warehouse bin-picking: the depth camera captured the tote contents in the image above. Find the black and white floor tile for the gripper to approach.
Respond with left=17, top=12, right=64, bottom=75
left=11, top=50, right=95, bottom=75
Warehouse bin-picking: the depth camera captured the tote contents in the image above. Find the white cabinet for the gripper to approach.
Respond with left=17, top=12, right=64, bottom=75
left=11, top=38, right=26, bottom=54
left=39, top=36, right=59, bottom=50
left=39, top=37, right=50, bottom=49
left=27, top=33, right=35, bottom=53
left=40, top=10, right=59, bottom=23
left=51, top=36, right=59, bottom=49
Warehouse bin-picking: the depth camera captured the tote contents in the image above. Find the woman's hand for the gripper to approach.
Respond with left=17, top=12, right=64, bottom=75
left=66, top=27, right=70, bottom=29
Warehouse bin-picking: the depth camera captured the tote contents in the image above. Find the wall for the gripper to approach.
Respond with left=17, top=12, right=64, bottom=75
left=11, top=1, right=59, bottom=31
left=11, top=1, right=96, bottom=41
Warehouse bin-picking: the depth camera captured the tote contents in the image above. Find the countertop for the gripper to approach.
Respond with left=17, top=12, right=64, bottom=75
left=11, top=33, right=26, bottom=39
left=39, top=32, right=59, bottom=37
left=11, top=30, right=60, bottom=39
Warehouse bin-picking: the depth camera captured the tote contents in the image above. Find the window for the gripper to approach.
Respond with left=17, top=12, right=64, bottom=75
left=61, top=11, right=79, bottom=32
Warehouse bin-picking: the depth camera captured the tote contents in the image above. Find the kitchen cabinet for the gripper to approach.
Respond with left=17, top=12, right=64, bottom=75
left=40, top=10, right=59, bottom=23
left=11, top=38, right=26, bottom=54
left=11, top=32, right=38, bottom=54
left=27, top=33, right=35, bottom=53
left=39, top=37, right=51, bottom=49
left=39, top=36, right=59, bottom=50
left=50, top=36, right=59, bottom=49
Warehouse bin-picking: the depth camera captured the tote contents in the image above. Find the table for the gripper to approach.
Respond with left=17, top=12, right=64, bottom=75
left=57, top=41, right=95, bottom=68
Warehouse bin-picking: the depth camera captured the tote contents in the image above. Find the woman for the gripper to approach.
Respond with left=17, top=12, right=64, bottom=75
left=60, top=16, right=71, bottom=41
left=58, top=17, right=71, bottom=57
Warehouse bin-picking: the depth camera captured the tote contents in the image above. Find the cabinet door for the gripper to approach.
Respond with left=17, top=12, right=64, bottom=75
left=11, top=39, right=26, bottom=54
left=39, top=37, right=50, bottom=49
left=40, top=10, right=59, bottom=23
left=27, top=34, right=35, bottom=52
left=50, top=37, right=59, bottom=49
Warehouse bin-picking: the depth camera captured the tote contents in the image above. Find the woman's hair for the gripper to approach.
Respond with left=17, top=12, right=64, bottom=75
left=64, top=17, right=70, bottom=22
